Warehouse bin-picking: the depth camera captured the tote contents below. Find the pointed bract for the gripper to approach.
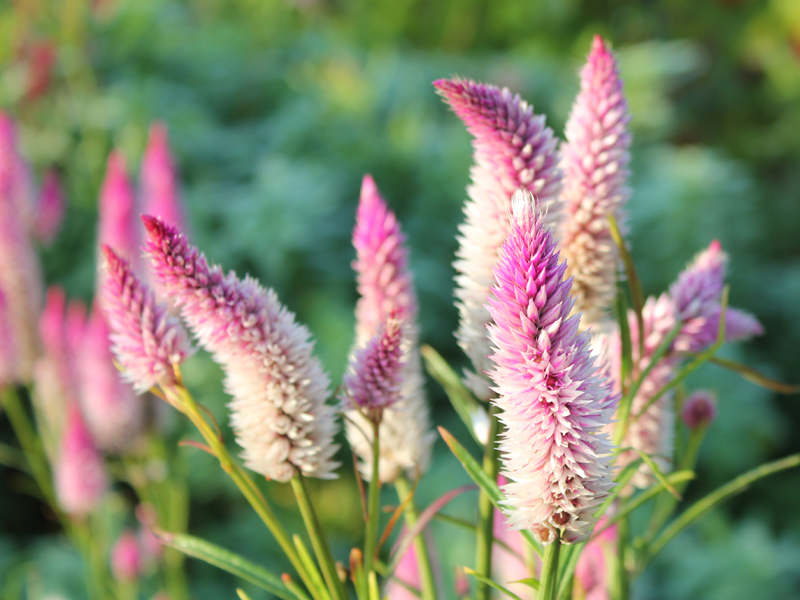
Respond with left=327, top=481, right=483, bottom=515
left=558, top=36, right=632, bottom=328
left=142, top=216, right=339, bottom=482
left=435, top=78, right=562, bottom=395
left=488, top=190, right=616, bottom=545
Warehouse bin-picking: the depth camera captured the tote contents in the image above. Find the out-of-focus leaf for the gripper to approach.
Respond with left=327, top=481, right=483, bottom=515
left=706, top=356, right=799, bottom=394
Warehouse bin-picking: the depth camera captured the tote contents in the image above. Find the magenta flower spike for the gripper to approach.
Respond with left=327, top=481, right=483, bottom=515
left=487, top=190, right=616, bottom=545
left=101, top=244, right=190, bottom=393
left=78, top=305, right=144, bottom=452
left=0, top=115, right=43, bottom=382
left=345, top=175, right=434, bottom=483
left=142, top=215, right=339, bottom=482
left=54, top=404, right=108, bottom=517
left=681, top=389, right=717, bottom=430
left=340, top=316, right=405, bottom=413
left=558, top=36, right=632, bottom=329
left=34, top=169, right=64, bottom=245
left=111, top=530, right=143, bottom=583
left=141, top=123, right=184, bottom=232
left=98, top=151, right=140, bottom=275
left=435, top=78, right=562, bottom=398
left=0, top=113, right=35, bottom=228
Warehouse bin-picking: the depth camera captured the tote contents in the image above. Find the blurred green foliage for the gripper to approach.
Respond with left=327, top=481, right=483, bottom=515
left=1, top=0, right=799, bottom=598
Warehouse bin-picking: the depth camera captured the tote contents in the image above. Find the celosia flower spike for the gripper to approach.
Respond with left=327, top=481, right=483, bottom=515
left=141, top=122, right=184, bottom=232
left=98, top=151, right=140, bottom=273
left=101, top=244, right=190, bottom=393
left=345, top=176, right=434, bottom=483
left=111, top=530, right=143, bottom=583
left=435, top=78, right=562, bottom=397
left=55, top=405, right=108, bottom=517
left=487, top=190, right=616, bottom=545
left=340, top=317, right=405, bottom=414
left=558, top=36, right=632, bottom=329
left=142, top=216, right=339, bottom=482
left=34, top=169, right=64, bottom=244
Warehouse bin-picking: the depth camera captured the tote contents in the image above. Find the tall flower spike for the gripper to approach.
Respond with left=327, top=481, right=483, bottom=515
left=142, top=216, right=339, bottom=482
left=101, top=244, right=190, bottom=393
left=141, top=123, right=184, bottom=232
left=55, top=405, right=108, bottom=517
left=34, top=169, right=64, bottom=245
left=0, top=114, right=43, bottom=382
left=79, top=305, right=144, bottom=452
left=558, top=36, right=632, bottom=329
left=345, top=176, right=434, bottom=483
left=487, top=190, right=616, bottom=545
left=435, top=78, right=562, bottom=398
left=98, top=151, right=140, bottom=278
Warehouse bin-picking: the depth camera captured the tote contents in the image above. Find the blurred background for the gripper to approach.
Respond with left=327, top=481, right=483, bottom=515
left=1, top=0, right=799, bottom=598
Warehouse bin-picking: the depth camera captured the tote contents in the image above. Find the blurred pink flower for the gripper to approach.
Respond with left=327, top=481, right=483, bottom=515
left=143, top=216, right=339, bottom=482
left=386, top=539, right=422, bottom=600
left=681, top=389, right=717, bottom=430
left=0, top=287, right=16, bottom=386
left=488, top=191, right=616, bottom=545
left=574, top=519, right=617, bottom=600
left=55, top=405, right=108, bottom=516
left=34, top=169, right=64, bottom=245
left=141, top=123, right=184, bottom=233
left=435, top=78, right=562, bottom=397
left=111, top=530, right=142, bottom=583
left=558, top=36, right=632, bottom=329
left=98, top=151, right=140, bottom=278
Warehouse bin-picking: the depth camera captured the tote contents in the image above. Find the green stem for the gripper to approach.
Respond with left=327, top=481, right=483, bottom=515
left=166, top=384, right=318, bottom=599
left=537, top=540, right=561, bottom=600
left=475, top=407, right=500, bottom=600
left=611, top=520, right=629, bottom=600
left=290, top=476, right=348, bottom=600
left=394, top=476, right=437, bottom=600
left=363, top=420, right=382, bottom=576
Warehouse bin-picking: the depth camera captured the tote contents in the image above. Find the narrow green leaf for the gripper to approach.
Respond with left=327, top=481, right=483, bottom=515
left=608, top=214, right=644, bottom=360
left=638, top=451, right=682, bottom=500
left=431, top=514, right=524, bottom=561
left=422, top=345, right=486, bottom=444
left=293, top=535, right=331, bottom=600
left=615, top=282, right=633, bottom=394
left=464, top=567, right=523, bottom=600
left=647, top=454, right=800, bottom=561
left=438, top=427, right=543, bottom=557
left=154, top=530, right=294, bottom=600
left=706, top=356, right=800, bottom=394
left=509, top=578, right=540, bottom=590
left=237, top=589, right=255, bottom=600
left=595, top=458, right=644, bottom=518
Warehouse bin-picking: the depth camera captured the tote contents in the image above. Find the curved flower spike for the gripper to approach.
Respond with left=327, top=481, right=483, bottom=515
left=488, top=190, right=616, bottom=545
left=435, top=78, right=562, bottom=396
left=558, top=36, right=632, bottom=329
left=142, top=216, right=339, bottom=482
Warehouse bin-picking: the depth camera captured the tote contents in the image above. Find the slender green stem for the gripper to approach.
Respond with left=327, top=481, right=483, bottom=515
left=395, top=476, right=437, bottom=600
left=290, top=476, right=348, bottom=600
left=363, top=420, right=382, bottom=575
left=610, top=520, right=629, bottom=600
left=475, top=407, right=500, bottom=600
left=537, top=540, right=561, bottom=600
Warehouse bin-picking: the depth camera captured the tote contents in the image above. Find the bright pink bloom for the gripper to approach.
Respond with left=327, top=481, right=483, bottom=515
left=0, top=114, right=43, bottom=381
left=141, top=123, right=184, bottom=232
left=34, top=169, right=64, bottom=244
left=78, top=305, right=144, bottom=452
left=434, top=78, right=562, bottom=397
left=574, top=519, right=617, bottom=600
left=487, top=191, right=616, bottom=545
left=346, top=176, right=433, bottom=482
left=101, top=244, right=190, bottom=393
left=341, top=317, right=405, bottom=412
left=142, top=216, right=339, bottom=481
left=55, top=405, right=108, bottom=516
left=681, top=390, right=717, bottom=430
left=558, top=36, right=632, bottom=328
left=98, top=151, right=140, bottom=273
left=111, top=530, right=142, bottom=583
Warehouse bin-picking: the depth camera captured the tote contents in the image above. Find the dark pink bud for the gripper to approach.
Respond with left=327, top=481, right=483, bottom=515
left=681, top=390, right=717, bottom=430
left=111, top=530, right=142, bottom=582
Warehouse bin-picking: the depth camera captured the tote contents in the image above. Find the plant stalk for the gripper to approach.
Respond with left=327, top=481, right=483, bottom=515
left=395, top=476, right=438, bottom=600
left=475, top=406, right=500, bottom=600
left=537, top=540, right=561, bottom=600
left=363, top=420, right=382, bottom=575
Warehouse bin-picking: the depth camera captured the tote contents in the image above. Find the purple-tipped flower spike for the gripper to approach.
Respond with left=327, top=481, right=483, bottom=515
left=101, top=244, right=190, bottom=393
left=111, top=530, right=143, bottom=583
left=670, top=241, right=763, bottom=352
left=340, top=317, right=405, bottom=414
left=558, top=36, right=632, bottom=329
left=487, top=190, right=616, bottom=545
left=345, top=176, right=434, bottom=482
left=142, top=215, right=339, bottom=482
left=78, top=305, right=144, bottom=452
left=141, top=123, right=184, bottom=232
left=98, top=151, right=140, bottom=276
left=55, top=405, right=108, bottom=517
left=34, top=169, right=64, bottom=245
left=435, top=78, right=562, bottom=397
left=0, top=115, right=43, bottom=382
left=681, top=390, right=717, bottom=430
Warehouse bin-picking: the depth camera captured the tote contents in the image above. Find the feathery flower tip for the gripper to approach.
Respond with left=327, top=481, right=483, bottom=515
left=101, top=244, right=190, bottom=393
left=488, top=188, right=616, bottom=545
left=681, top=390, right=717, bottom=430
left=142, top=216, right=339, bottom=481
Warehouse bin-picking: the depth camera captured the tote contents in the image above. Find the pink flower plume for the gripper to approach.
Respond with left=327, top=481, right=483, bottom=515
left=111, top=530, right=143, bottom=583
left=55, top=405, right=108, bottom=516
left=435, top=78, right=562, bottom=395
left=142, top=215, right=339, bottom=481
left=98, top=151, right=140, bottom=272
left=487, top=190, right=616, bottom=545
left=34, top=169, right=64, bottom=244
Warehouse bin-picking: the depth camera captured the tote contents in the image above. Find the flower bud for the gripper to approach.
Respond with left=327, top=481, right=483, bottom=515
left=681, top=390, right=717, bottom=430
